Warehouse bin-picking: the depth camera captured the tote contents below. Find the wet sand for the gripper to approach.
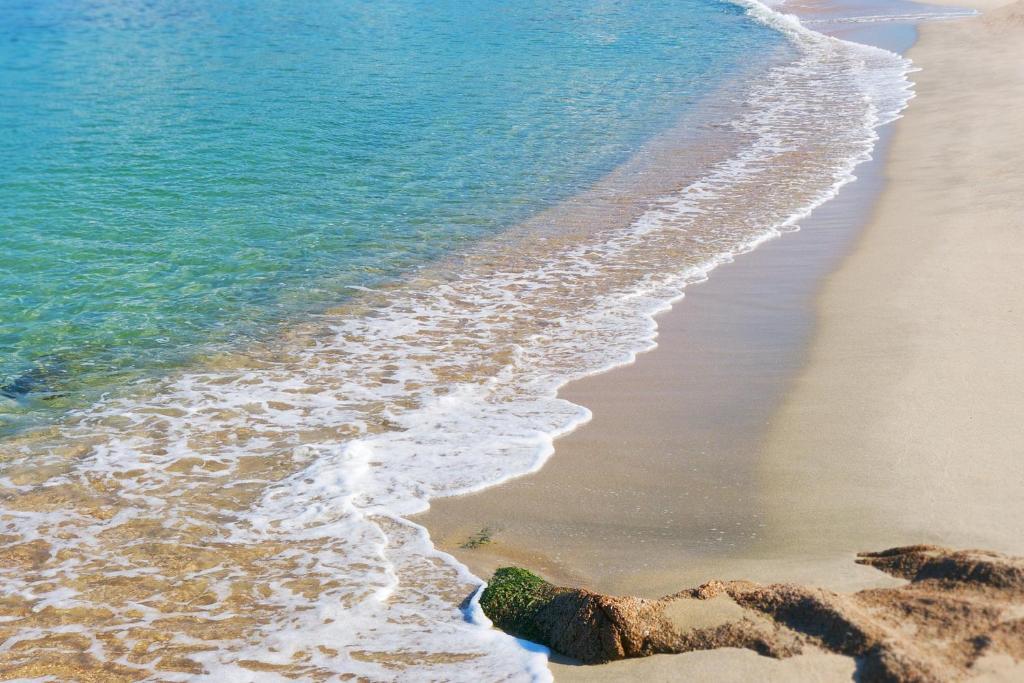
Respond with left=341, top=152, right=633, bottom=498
left=419, top=0, right=1024, bottom=678
left=419, top=4, right=917, bottom=595
left=419, top=126, right=902, bottom=596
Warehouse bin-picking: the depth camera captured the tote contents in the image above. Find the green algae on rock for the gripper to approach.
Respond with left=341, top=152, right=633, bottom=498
left=480, top=566, right=679, bottom=663
left=479, top=567, right=559, bottom=645
left=479, top=546, right=1024, bottom=680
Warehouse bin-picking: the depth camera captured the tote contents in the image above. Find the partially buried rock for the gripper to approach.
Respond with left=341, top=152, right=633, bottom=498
left=479, top=567, right=679, bottom=663
left=480, top=545, right=1024, bottom=682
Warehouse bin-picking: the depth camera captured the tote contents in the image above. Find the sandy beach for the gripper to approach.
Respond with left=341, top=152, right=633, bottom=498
left=419, top=0, right=1024, bottom=678
left=15, top=0, right=1024, bottom=678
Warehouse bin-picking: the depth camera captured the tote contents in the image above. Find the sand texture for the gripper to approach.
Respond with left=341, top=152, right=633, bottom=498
left=420, top=0, right=1024, bottom=679
left=756, top=0, right=1024, bottom=563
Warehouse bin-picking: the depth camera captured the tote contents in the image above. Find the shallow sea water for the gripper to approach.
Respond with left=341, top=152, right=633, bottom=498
left=0, top=0, right=929, bottom=680
left=1, top=0, right=780, bottom=436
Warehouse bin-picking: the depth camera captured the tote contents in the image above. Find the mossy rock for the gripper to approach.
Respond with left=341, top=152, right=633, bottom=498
left=479, top=567, right=560, bottom=643
left=479, top=566, right=678, bottom=662
left=478, top=548, right=1024, bottom=674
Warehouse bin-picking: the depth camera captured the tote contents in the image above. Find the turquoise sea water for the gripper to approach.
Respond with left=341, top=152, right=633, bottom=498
left=0, top=0, right=783, bottom=435
left=0, top=1, right=928, bottom=678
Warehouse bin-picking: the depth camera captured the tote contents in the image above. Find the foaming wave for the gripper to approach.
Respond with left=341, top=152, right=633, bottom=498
left=0, top=2, right=917, bottom=680
left=802, top=11, right=979, bottom=25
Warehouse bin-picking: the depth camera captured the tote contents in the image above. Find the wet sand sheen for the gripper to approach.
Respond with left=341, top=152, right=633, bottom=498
left=421, top=0, right=1024, bottom=679
left=417, top=120, right=901, bottom=596
left=0, top=1, right=930, bottom=679
left=417, top=4, right=917, bottom=597
left=2, top=4, right=894, bottom=674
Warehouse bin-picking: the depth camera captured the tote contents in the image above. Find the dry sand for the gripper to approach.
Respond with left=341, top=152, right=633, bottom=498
left=752, top=0, right=1024, bottom=572
left=419, top=0, right=1024, bottom=679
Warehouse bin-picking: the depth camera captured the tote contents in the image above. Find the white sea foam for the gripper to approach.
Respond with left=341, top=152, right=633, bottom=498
left=802, top=10, right=978, bottom=25
left=0, top=2, right=930, bottom=680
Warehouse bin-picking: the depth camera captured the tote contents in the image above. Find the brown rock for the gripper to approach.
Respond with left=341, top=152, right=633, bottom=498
left=481, top=545, right=1024, bottom=681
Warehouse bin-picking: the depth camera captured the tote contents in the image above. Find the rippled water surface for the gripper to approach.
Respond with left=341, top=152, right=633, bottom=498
left=1, top=0, right=780, bottom=434
left=0, top=0, right=921, bottom=680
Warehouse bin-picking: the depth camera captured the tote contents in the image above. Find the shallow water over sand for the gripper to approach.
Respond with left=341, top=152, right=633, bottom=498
left=0, top=1, right=923, bottom=679
left=0, top=0, right=780, bottom=437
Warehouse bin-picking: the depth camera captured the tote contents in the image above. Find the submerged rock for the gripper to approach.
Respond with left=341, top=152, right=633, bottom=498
left=480, top=545, right=1024, bottom=681
left=0, top=358, right=68, bottom=402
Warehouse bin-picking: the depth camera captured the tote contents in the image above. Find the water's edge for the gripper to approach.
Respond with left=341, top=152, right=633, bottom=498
left=426, top=0, right=929, bottom=674
left=0, top=0, right=957, bottom=680
left=425, top=0, right=979, bottom=671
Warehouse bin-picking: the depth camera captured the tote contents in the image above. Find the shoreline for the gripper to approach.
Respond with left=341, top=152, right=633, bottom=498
left=0, top=0, right=917, bottom=677
left=419, top=0, right=924, bottom=593
left=419, top=0, right=1024, bottom=678
left=2, top=0, right=1018, bottom=678
left=419, top=126, right=906, bottom=596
